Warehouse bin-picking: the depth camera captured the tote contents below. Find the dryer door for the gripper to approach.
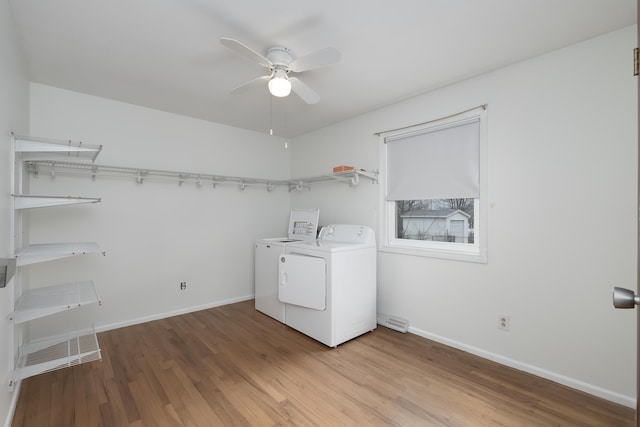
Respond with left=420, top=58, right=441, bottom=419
left=278, top=254, right=326, bottom=310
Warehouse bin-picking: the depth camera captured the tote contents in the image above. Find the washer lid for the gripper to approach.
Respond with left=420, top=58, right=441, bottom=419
left=288, top=209, right=320, bottom=240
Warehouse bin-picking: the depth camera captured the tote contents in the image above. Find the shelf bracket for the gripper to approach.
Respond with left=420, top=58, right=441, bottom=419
left=362, top=169, right=379, bottom=184
left=289, top=180, right=308, bottom=192
left=26, top=162, right=39, bottom=179
left=136, top=170, right=146, bottom=184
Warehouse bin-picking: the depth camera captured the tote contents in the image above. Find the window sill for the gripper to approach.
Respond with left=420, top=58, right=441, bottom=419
left=379, top=244, right=487, bottom=264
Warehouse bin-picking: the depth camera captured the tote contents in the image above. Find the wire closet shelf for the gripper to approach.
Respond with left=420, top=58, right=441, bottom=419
left=24, top=160, right=378, bottom=192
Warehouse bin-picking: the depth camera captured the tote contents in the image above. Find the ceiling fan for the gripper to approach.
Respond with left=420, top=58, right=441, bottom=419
left=220, top=38, right=341, bottom=104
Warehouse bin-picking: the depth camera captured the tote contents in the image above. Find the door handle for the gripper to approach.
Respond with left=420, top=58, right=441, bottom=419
left=613, top=286, right=640, bottom=309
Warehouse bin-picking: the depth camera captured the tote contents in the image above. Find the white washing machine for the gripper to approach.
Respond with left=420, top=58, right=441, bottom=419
left=254, top=209, right=319, bottom=322
left=278, top=224, right=376, bottom=347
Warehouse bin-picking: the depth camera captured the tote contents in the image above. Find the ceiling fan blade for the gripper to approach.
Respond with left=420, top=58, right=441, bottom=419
left=289, top=77, right=320, bottom=104
left=288, top=47, right=341, bottom=73
left=220, top=38, right=272, bottom=68
left=230, top=75, right=270, bottom=94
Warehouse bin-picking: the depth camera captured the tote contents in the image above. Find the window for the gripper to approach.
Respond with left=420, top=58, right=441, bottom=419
left=377, top=106, right=487, bottom=263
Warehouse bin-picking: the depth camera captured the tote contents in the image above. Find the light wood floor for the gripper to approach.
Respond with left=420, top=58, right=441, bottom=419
left=12, top=300, right=634, bottom=426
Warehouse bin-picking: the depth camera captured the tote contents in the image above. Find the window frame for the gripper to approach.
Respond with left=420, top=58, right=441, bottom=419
left=377, top=107, right=488, bottom=263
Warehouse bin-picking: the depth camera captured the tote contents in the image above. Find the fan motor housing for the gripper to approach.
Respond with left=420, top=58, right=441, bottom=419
left=266, top=47, right=294, bottom=66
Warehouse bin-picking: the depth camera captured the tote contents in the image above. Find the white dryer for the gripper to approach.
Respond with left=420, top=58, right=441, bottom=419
left=254, top=209, right=319, bottom=322
left=278, top=224, right=376, bottom=347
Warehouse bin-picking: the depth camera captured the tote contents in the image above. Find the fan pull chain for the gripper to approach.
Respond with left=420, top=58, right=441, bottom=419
left=269, top=95, right=274, bottom=136
left=284, top=107, right=288, bottom=149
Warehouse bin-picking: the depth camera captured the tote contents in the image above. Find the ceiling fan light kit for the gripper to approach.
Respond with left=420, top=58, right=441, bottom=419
left=268, top=68, right=291, bottom=97
left=220, top=38, right=340, bottom=104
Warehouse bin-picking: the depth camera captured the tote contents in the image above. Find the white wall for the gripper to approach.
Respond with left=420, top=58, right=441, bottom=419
left=290, top=26, right=638, bottom=405
left=26, top=84, right=291, bottom=334
left=0, top=1, right=29, bottom=425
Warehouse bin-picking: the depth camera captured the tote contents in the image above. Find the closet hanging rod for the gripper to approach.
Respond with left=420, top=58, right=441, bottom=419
left=25, top=160, right=290, bottom=190
left=25, top=160, right=377, bottom=191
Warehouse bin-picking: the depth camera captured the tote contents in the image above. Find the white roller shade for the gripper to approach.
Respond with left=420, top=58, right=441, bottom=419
left=385, top=118, right=480, bottom=201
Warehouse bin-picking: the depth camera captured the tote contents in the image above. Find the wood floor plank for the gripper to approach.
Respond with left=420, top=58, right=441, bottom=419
left=11, top=300, right=635, bottom=426
left=165, top=359, right=228, bottom=425
left=30, top=374, right=51, bottom=427
left=58, top=368, right=77, bottom=426
left=48, top=370, right=64, bottom=426
left=128, top=376, right=169, bottom=427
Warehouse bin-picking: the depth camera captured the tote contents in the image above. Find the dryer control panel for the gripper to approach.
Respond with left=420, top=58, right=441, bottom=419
left=319, top=224, right=375, bottom=245
left=287, top=209, right=320, bottom=240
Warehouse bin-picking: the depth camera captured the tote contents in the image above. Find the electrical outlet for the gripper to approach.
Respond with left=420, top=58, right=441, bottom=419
left=180, top=281, right=187, bottom=290
left=498, top=315, right=510, bottom=331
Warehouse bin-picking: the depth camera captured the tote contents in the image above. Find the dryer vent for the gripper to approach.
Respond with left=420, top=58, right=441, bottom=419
left=377, top=313, right=409, bottom=333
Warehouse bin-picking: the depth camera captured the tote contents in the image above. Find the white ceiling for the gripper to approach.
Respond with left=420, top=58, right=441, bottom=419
left=8, top=0, right=637, bottom=137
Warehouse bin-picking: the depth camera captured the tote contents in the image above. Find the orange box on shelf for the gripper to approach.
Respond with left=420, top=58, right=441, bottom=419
left=332, top=165, right=355, bottom=173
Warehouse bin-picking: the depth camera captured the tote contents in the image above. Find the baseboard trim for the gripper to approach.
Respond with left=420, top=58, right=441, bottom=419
left=95, top=294, right=254, bottom=334
left=407, top=326, right=635, bottom=408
